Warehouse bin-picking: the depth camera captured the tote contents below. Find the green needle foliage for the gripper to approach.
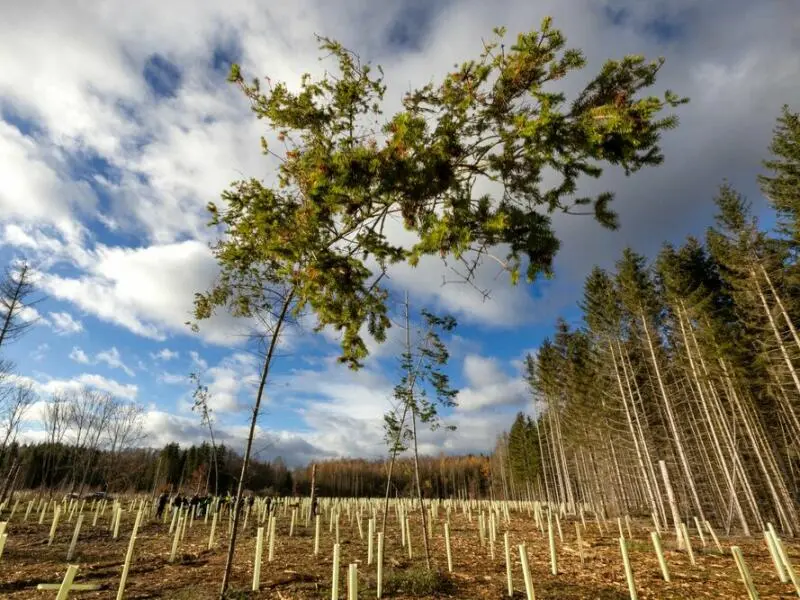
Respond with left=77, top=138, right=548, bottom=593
left=193, top=19, right=686, bottom=369
left=384, top=308, right=459, bottom=455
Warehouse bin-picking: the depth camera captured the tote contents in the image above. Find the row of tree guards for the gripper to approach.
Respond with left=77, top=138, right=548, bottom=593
left=0, top=488, right=798, bottom=598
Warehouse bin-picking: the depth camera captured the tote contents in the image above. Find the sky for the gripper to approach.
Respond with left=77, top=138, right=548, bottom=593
left=0, top=0, right=797, bottom=466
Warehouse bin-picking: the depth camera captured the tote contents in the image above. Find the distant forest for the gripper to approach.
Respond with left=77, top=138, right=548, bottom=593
left=0, top=439, right=496, bottom=501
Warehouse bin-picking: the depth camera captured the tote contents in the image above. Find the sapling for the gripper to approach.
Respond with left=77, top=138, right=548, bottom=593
left=382, top=295, right=458, bottom=570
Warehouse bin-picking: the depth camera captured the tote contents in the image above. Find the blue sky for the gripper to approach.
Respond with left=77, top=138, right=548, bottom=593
left=0, top=0, right=797, bottom=465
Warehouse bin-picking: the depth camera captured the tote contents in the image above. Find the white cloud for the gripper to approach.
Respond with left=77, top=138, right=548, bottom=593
left=456, top=354, right=528, bottom=412
left=138, top=409, right=329, bottom=465
left=205, top=352, right=261, bottom=412
left=189, top=351, right=208, bottom=371
left=48, top=311, right=84, bottom=335
left=68, top=345, right=135, bottom=377
left=16, top=304, right=46, bottom=325
left=33, top=240, right=258, bottom=346
left=152, top=348, right=179, bottom=361
left=0, top=123, right=95, bottom=241
left=159, top=372, right=187, bottom=385
left=16, top=372, right=139, bottom=401
left=30, top=343, right=49, bottom=361
left=68, top=347, right=91, bottom=364
left=96, top=346, right=135, bottom=377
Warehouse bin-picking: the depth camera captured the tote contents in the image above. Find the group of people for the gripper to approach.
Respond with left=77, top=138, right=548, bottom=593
left=154, top=491, right=277, bottom=519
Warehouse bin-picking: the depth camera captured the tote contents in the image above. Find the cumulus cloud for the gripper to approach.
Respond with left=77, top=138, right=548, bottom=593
left=138, top=409, right=332, bottom=465
left=68, top=347, right=91, bottom=364
left=152, top=348, right=179, bottom=361
left=95, top=347, right=135, bottom=377
left=48, top=311, right=84, bottom=335
left=33, top=240, right=258, bottom=346
left=159, top=372, right=187, bottom=385
left=16, top=372, right=139, bottom=401
left=456, top=354, right=528, bottom=412
left=68, top=345, right=135, bottom=377
left=204, top=352, right=261, bottom=412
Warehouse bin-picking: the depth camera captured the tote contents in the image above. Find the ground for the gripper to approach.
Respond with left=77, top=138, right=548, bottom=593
left=0, top=499, right=798, bottom=599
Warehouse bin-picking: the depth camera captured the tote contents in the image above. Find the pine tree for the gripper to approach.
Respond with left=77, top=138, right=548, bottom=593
left=759, top=105, right=800, bottom=250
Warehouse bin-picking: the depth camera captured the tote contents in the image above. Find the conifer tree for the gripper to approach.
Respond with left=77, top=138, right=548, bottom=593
left=759, top=105, right=800, bottom=251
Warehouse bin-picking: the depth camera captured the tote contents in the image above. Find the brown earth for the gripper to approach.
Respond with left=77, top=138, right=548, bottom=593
left=0, top=504, right=798, bottom=599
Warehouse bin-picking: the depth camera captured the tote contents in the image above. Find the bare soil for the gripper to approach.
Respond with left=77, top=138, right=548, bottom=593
left=0, top=505, right=798, bottom=599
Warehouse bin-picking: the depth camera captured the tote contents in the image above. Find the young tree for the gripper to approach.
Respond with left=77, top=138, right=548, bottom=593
left=196, top=21, right=684, bottom=596
left=189, top=371, right=220, bottom=496
left=382, top=294, right=457, bottom=569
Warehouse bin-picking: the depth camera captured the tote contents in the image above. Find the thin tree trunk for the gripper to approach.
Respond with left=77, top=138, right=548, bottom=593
left=219, top=290, right=294, bottom=599
left=640, top=312, right=706, bottom=520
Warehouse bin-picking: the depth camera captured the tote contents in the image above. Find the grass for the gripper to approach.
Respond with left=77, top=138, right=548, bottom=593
left=382, top=566, right=455, bottom=596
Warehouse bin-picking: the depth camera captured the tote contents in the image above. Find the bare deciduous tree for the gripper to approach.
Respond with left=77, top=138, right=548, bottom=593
left=0, top=261, right=40, bottom=350
left=66, top=388, right=116, bottom=495
left=0, top=381, right=37, bottom=453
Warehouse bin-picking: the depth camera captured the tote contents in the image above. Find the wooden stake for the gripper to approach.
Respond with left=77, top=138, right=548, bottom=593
left=252, top=527, right=264, bottom=591
left=377, top=532, right=384, bottom=599
left=314, top=514, right=321, bottom=555
left=268, top=515, right=276, bottom=562
left=406, top=516, right=412, bottom=559
left=704, top=520, right=722, bottom=552
left=331, top=543, right=340, bottom=600
left=348, top=563, right=358, bottom=600
left=548, top=510, right=557, bottom=575
left=731, top=546, right=760, bottom=600
left=575, top=522, right=584, bottom=567
left=208, top=511, right=218, bottom=550
left=504, top=531, right=513, bottom=597
left=36, top=583, right=101, bottom=591
left=764, top=530, right=788, bottom=583
left=169, top=513, right=182, bottom=563
left=116, top=508, right=143, bottom=600
left=650, top=531, right=670, bottom=582
left=693, top=516, right=706, bottom=548
left=55, top=564, right=78, bottom=600
left=768, top=529, right=800, bottom=597
left=680, top=522, right=696, bottom=566
left=367, top=517, right=374, bottom=565
left=619, top=536, right=638, bottom=600
left=48, top=506, right=61, bottom=546
left=518, top=543, right=535, bottom=600
left=444, top=523, right=453, bottom=573
left=66, top=514, right=84, bottom=561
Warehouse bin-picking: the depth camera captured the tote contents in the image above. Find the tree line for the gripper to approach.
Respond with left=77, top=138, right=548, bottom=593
left=1, top=438, right=297, bottom=498
left=493, top=106, right=800, bottom=537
